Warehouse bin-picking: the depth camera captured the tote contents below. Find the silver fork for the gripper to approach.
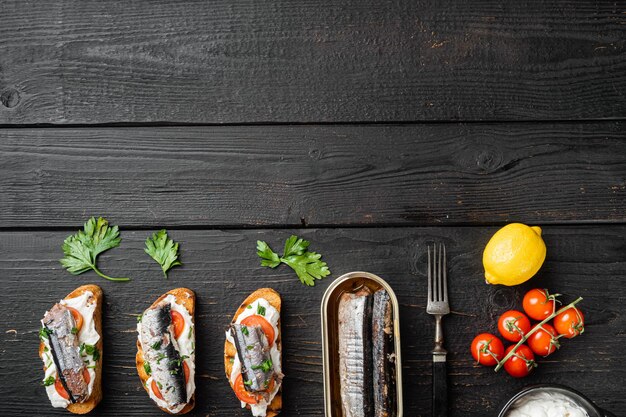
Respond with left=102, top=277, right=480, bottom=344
left=427, top=243, right=449, bottom=417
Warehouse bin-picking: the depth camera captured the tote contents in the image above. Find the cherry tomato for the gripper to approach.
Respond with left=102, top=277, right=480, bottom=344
left=498, top=310, right=531, bottom=342
left=470, top=333, right=505, bottom=366
left=241, top=315, right=275, bottom=347
left=170, top=310, right=185, bottom=339
left=503, top=345, right=536, bottom=378
left=67, top=307, right=84, bottom=333
left=83, top=368, right=91, bottom=385
left=183, top=360, right=190, bottom=384
left=528, top=323, right=559, bottom=357
left=554, top=307, right=584, bottom=339
left=233, top=373, right=259, bottom=404
left=55, top=378, right=70, bottom=400
left=523, top=288, right=558, bottom=321
left=151, top=380, right=164, bottom=400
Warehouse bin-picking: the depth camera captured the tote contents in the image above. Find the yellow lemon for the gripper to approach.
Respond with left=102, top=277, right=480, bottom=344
left=483, top=223, right=546, bottom=286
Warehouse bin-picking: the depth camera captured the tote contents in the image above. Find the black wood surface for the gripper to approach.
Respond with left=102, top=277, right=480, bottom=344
left=1, top=0, right=625, bottom=124
left=1, top=121, right=625, bottom=229
left=0, top=227, right=624, bottom=416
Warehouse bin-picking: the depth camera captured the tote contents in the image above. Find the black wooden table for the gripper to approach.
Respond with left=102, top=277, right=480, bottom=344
left=1, top=2, right=625, bottom=416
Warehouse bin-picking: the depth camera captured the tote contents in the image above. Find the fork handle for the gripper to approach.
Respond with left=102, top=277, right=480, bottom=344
left=432, top=353, right=448, bottom=417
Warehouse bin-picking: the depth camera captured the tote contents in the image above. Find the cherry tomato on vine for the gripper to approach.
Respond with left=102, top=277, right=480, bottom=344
left=470, top=333, right=505, bottom=366
left=528, top=323, right=559, bottom=357
left=503, top=344, right=536, bottom=378
left=523, top=288, right=559, bottom=321
left=498, top=310, right=531, bottom=342
left=554, top=307, right=584, bottom=339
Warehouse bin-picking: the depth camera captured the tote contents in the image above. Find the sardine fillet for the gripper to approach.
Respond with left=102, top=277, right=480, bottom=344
left=338, top=287, right=374, bottom=417
left=372, top=289, right=396, bottom=417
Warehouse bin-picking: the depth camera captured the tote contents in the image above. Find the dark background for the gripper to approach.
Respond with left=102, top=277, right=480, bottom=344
left=1, top=1, right=625, bottom=416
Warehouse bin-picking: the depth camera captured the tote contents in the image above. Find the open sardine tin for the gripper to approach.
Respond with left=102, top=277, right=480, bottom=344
left=321, top=271, right=404, bottom=417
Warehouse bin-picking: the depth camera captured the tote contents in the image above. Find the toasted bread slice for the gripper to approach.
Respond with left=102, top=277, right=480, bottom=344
left=224, top=288, right=282, bottom=417
left=136, top=288, right=195, bottom=415
left=39, top=284, right=104, bottom=414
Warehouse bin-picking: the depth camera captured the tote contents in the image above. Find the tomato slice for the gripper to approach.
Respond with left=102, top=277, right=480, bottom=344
left=171, top=310, right=185, bottom=339
left=151, top=380, right=164, bottom=400
left=240, top=315, right=275, bottom=347
left=183, top=360, right=190, bottom=384
left=67, top=307, right=84, bottom=333
left=54, top=378, right=70, bottom=400
left=55, top=368, right=91, bottom=400
left=233, top=373, right=259, bottom=404
left=83, top=368, right=91, bottom=385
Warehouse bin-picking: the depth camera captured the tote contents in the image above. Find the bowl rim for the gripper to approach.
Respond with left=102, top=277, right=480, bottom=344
left=497, top=383, right=607, bottom=417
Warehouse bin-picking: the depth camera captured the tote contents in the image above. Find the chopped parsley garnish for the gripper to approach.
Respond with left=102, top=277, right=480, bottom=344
left=156, top=353, right=166, bottom=364
left=43, top=376, right=55, bottom=386
left=188, top=326, right=193, bottom=339
left=151, top=341, right=162, bottom=350
left=71, top=327, right=78, bottom=335
left=246, top=345, right=254, bottom=351
left=143, top=362, right=152, bottom=376
left=229, top=357, right=235, bottom=364
left=137, top=314, right=143, bottom=323
left=243, top=379, right=253, bottom=386
left=43, top=346, right=49, bottom=352
left=87, top=365, right=97, bottom=369
left=80, top=343, right=100, bottom=361
left=241, top=326, right=249, bottom=336
left=252, top=359, right=273, bottom=373
left=246, top=305, right=252, bottom=309
left=156, top=381, right=163, bottom=389
left=39, top=327, right=53, bottom=340
left=257, top=305, right=266, bottom=316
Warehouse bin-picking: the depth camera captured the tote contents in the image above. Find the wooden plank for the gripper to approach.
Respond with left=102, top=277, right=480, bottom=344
left=1, top=0, right=624, bottom=124
left=0, top=226, right=623, bottom=416
left=1, top=122, right=625, bottom=228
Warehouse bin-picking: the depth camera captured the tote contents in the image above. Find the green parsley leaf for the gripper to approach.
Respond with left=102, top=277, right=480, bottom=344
left=257, top=235, right=331, bottom=286
left=283, top=235, right=309, bottom=257
left=241, top=326, right=249, bottom=336
left=136, top=314, right=143, bottom=323
left=43, top=376, right=56, bottom=386
left=144, top=229, right=182, bottom=279
left=243, top=379, right=253, bottom=386
left=71, top=327, right=78, bottom=335
left=80, top=343, right=100, bottom=361
left=39, top=327, right=53, bottom=340
left=143, top=362, right=152, bottom=376
left=156, top=352, right=166, bottom=364
left=257, top=305, right=266, bottom=316
left=251, top=359, right=273, bottom=373
left=151, top=341, right=162, bottom=350
left=60, top=217, right=130, bottom=282
left=256, top=241, right=281, bottom=268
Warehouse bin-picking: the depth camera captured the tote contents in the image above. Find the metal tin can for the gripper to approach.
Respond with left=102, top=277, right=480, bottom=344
left=321, top=271, right=404, bottom=416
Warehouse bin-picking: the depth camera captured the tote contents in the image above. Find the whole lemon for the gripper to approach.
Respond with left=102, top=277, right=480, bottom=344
left=483, top=223, right=546, bottom=286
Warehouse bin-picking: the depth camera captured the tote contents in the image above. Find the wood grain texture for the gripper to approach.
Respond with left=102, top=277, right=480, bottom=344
left=0, top=227, right=624, bottom=416
left=1, top=0, right=624, bottom=124
left=1, top=122, right=625, bottom=228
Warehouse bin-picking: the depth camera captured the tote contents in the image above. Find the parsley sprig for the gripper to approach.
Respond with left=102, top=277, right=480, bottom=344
left=60, top=217, right=130, bottom=282
left=144, top=229, right=182, bottom=278
left=257, top=235, right=331, bottom=286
